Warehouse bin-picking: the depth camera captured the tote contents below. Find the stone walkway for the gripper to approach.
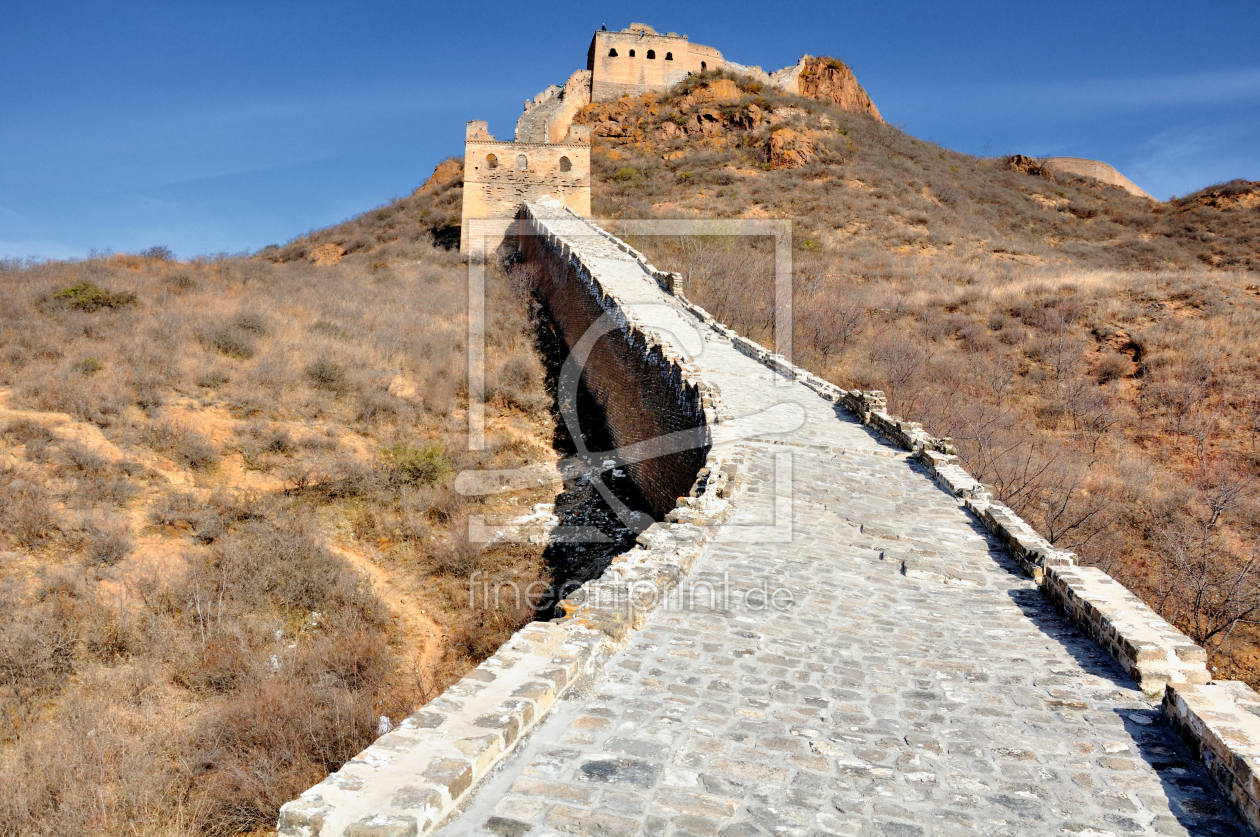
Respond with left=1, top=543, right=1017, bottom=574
left=434, top=211, right=1244, bottom=836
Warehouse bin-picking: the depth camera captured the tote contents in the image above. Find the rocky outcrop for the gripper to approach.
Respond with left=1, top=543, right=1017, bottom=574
left=1185, top=180, right=1260, bottom=211
left=770, top=55, right=882, bottom=122
left=307, top=243, right=346, bottom=266
left=678, top=78, right=742, bottom=108
left=767, top=128, right=816, bottom=169
left=417, top=158, right=463, bottom=194
left=1006, top=154, right=1055, bottom=180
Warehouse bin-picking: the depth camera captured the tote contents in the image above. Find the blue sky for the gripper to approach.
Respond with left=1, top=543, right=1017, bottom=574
left=2, top=0, right=1257, bottom=259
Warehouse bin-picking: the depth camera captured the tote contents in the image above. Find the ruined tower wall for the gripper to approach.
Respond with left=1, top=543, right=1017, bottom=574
left=459, top=121, right=591, bottom=252
left=587, top=26, right=722, bottom=102
left=546, top=70, right=593, bottom=143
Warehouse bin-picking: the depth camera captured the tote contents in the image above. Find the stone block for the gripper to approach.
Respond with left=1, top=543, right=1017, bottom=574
left=277, top=795, right=335, bottom=836
left=422, top=758, right=474, bottom=802
left=345, top=814, right=419, bottom=837
left=1044, top=564, right=1209, bottom=696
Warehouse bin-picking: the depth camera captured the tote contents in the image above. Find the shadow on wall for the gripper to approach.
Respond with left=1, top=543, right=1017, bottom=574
left=530, top=297, right=656, bottom=616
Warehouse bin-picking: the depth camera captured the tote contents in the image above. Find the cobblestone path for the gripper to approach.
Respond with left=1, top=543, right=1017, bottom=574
left=435, top=214, right=1243, bottom=836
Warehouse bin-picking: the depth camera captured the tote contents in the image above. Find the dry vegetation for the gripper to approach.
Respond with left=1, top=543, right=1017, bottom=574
left=588, top=73, right=1260, bottom=683
left=0, top=167, right=559, bottom=835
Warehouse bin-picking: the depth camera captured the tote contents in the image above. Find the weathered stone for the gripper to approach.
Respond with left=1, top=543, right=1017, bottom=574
left=422, top=759, right=473, bottom=801
left=277, top=795, right=334, bottom=836
left=578, top=757, right=659, bottom=788
left=345, top=814, right=418, bottom=837
left=389, top=785, right=441, bottom=812
left=481, top=817, right=533, bottom=837
left=546, top=804, right=639, bottom=836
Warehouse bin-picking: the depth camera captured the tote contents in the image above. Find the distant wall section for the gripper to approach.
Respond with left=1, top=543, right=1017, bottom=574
left=1043, top=157, right=1155, bottom=200
left=460, top=121, right=591, bottom=252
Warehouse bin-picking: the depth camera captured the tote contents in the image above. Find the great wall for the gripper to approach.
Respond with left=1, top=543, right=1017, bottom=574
left=278, top=24, right=1259, bottom=837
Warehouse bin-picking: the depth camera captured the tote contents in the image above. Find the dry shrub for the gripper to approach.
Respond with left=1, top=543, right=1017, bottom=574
left=0, top=482, right=59, bottom=548
left=382, top=442, right=452, bottom=488
left=1, top=419, right=55, bottom=446
left=81, top=516, right=133, bottom=566
left=203, top=320, right=259, bottom=360
left=48, top=281, right=137, bottom=312
left=141, top=421, right=218, bottom=470
left=0, top=158, right=556, bottom=836
left=185, top=674, right=385, bottom=837
left=235, top=421, right=293, bottom=470
left=0, top=592, right=77, bottom=700
left=305, top=356, right=348, bottom=393
left=199, top=518, right=377, bottom=616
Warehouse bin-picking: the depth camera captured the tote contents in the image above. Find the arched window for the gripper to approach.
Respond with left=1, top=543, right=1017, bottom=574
left=628, top=49, right=635, bottom=57
left=665, top=52, right=673, bottom=60
left=701, top=61, right=706, bottom=71
left=486, top=153, right=497, bottom=169
left=559, top=156, right=572, bottom=173
left=646, top=49, right=655, bottom=59
left=516, top=154, right=527, bottom=171
left=608, top=48, right=618, bottom=57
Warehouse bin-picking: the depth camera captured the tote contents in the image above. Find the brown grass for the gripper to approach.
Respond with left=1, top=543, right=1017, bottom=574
left=0, top=166, right=558, bottom=836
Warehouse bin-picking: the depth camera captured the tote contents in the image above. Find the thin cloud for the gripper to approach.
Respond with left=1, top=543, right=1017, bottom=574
left=1005, top=67, right=1260, bottom=110
left=1129, top=123, right=1259, bottom=199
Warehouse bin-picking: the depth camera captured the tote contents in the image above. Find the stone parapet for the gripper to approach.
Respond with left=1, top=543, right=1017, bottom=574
left=964, top=497, right=1077, bottom=582
left=1045, top=564, right=1210, bottom=695
left=1165, top=682, right=1260, bottom=832
left=278, top=621, right=605, bottom=837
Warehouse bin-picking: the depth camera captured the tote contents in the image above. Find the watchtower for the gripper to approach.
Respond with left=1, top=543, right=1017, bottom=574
left=459, top=121, right=592, bottom=253
left=587, top=23, right=723, bottom=102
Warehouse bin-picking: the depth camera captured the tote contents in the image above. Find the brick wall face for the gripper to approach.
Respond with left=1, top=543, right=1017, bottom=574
left=519, top=221, right=707, bottom=518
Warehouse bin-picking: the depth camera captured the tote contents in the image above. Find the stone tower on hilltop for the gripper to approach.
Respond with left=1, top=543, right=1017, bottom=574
left=587, top=23, right=724, bottom=102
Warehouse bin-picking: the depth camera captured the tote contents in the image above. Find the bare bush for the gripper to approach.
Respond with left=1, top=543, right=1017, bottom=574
left=82, top=516, right=133, bottom=565
left=142, top=421, right=218, bottom=470
left=0, top=482, right=59, bottom=548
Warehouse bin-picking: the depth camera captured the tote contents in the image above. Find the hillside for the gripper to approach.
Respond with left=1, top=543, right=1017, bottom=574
left=580, top=71, right=1260, bottom=683
left=0, top=171, right=558, bottom=836
left=577, top=71, right=1258, bottom=271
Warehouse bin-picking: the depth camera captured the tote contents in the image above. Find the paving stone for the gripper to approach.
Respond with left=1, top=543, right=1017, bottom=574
left=545, top=804, right=640, bottom=837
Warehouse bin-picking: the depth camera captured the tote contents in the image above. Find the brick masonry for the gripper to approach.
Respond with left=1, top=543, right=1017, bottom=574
left=518, top=204, right=713, bottom=518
